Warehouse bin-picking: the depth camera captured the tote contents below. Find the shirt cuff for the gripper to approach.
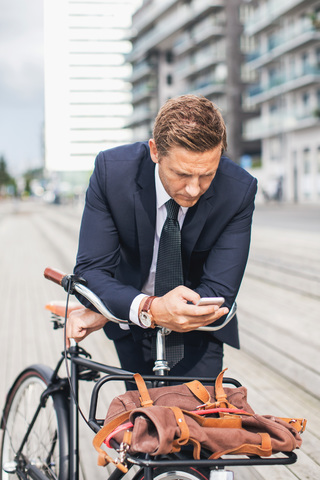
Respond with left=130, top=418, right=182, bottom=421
left=120, top=293, right=148, bottom=330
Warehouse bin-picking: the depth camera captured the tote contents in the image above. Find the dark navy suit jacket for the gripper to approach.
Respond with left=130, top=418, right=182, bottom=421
left=74, top=142, right=257, bottom=348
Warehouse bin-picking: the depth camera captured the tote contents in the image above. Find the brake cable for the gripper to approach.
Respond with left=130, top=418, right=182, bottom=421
left=63, top=276, right=91, bottom=428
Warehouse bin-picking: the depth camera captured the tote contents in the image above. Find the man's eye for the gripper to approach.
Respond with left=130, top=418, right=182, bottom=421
left=203, top=172, right=215, bottom=178
left=177, top=173, right=190, bottom=178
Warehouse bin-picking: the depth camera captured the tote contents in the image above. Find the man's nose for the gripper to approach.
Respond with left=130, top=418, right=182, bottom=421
left=185, top=178, right=201, bottom=197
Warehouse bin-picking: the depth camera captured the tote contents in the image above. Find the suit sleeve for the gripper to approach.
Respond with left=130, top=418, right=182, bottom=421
left=74, top=153, right=141, bottom=321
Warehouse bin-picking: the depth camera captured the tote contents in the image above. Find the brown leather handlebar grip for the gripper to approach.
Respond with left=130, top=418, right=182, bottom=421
left=44, top=267, right=67, bottom=286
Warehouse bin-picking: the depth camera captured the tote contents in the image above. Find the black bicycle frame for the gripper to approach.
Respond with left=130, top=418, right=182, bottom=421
left=69, top=353, right=298, bottom=477
left=17, top=346, right=297, bottom=480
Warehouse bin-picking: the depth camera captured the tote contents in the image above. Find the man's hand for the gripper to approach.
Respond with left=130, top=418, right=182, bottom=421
left=149, top=286, right=229, bottom=332
left=65, top=307, right=108, bottom=348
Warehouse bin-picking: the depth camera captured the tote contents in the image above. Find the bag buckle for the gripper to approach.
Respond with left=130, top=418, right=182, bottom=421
left=115, top=441, right=130, bottom=467
left=196, top=404, right=207, bottom=410
left=196, top=402, right=220, bottom=410
left=289, top=418, right=307, bottom=434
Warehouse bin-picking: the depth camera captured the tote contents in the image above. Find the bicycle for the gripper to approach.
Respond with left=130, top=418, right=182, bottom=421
left=0, top=268, right=298, bottom=480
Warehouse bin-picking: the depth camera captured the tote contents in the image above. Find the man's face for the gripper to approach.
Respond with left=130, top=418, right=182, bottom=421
left=149, top=139, right=222, bottom=208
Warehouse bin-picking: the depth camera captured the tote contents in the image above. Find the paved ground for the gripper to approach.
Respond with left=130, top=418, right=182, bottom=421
left=0, top=198, right=319, bottom=480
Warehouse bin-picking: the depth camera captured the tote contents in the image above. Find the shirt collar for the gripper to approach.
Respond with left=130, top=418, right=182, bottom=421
left=155, top=164, right=188, bottom=214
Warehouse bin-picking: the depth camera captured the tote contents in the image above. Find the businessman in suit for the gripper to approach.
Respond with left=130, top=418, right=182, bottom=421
left=67, top=95, right=257, bottom=379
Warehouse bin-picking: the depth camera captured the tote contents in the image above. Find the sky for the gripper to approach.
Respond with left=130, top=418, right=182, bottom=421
left=0, top=0, right=44, bottom=176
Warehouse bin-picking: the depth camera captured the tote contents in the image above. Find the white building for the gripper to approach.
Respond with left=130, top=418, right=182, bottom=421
left=244, top=0, right=320, bottom=203
left=44, top=0, right=141, bottom=174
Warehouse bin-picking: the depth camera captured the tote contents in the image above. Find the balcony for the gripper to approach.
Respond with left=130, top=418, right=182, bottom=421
left=125, top=106, right=154, bottom=128
left=132, top=0, right=223, bottom=35
left=128, top=0, right=224, bottom=62
left=191, top=83, right=226, bottom=98
left=247, top=65, right=320, bottom=105
left=132, top=82, right=157, bottom=105
left=132, top=0, right=179, bottom=35
left=247, top=21, right=320, bottom=69
left=244, top=108, right=320, bottom=140
left=245, top=0, right=309, bottom=36
left=175, top=42, right=226, bottom=80
left=173, top=18, right=225, bottom=57
left=129, top=61, right=155, bottom=84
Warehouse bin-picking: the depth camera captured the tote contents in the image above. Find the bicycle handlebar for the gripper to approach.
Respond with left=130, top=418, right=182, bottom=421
left=44, top=267, right=66, bottom=286
left=44, top=267, right=128, bottom=325
left=44, top=267, right=237, bottom=332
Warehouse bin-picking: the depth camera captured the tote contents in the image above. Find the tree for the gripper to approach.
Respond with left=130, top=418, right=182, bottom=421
left=0, top=156, right=17, bottom=195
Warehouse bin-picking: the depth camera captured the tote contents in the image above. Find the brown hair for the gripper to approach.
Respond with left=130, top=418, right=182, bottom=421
left=152, top=95, right=227, bottom=158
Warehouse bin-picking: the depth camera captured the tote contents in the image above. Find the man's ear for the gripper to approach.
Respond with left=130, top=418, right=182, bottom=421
left=149, top=139, right=159, bottom=164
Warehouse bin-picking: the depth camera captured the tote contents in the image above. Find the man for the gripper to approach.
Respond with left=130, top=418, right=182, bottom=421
left=67, top=95, right=257, bottom=379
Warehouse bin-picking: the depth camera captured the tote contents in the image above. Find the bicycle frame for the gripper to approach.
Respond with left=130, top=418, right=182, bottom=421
left=1, top=268, right=299, bottom=480
left=62, top=345, right=297, bottom=480
left=1, top=330, right=298, bottom=480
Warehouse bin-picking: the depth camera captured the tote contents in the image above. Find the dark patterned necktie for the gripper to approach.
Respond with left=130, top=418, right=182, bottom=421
left=154, top=199, right=184, bottom=367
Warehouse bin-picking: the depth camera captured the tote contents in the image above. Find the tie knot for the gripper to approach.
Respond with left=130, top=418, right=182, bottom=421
left=165, top=199, right=180, bottom=220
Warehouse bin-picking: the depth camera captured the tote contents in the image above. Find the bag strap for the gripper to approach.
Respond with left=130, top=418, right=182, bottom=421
left=278, top=417, right=307, bottom=434
left=214, top=368, right=237, bottom=408
left=183, top=409, right=243, bottom=429
left=185, top=369, right=237, bottom=410
left=92, top=410, right=133, bottom=471
left=209, top=432, right=273, bottom=459
left=133, top=373, right=153, bottom=407
left=184, top=379, right=211, bottom=405
left=188, top=437, right=201, bottom=459
left=169, top=406, right=190, bottom=450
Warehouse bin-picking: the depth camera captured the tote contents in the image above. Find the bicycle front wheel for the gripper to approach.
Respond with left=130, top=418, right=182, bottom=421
left=0, top=365, right=69, bottom=480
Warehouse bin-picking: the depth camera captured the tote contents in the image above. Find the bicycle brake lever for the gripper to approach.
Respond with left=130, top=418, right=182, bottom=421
left=61, top=274, right=87, bottom=293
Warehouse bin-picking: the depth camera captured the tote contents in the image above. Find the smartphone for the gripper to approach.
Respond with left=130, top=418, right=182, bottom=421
left=196, top=297, right=225, bottom=307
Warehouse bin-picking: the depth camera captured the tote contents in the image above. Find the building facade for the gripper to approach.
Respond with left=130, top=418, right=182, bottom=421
left=44, top=0, right=141, bottom=174
left=127, top=0, right=260, bottom=164
left=244, top=0, right=320, bottom=203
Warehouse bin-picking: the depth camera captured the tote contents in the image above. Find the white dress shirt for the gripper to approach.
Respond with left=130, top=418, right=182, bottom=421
left=124, top=164, right=188, bottom=328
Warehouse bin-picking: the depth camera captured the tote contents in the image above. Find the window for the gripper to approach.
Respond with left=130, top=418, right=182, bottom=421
left=301, top=52, right=310, bottom=74
left=166, top=51, right=173, bottom=64
left=303, top=148, right=311, bottom=173
left=269, top=102, right=278, bottom=114
left=317, top=147, right=320, bottom=196
left=302, top=91, right=310, bottom=117
left=302, top=148, right=311, bottom=198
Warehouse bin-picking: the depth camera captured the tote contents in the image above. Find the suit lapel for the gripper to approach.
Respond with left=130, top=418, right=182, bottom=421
left=181, top=184, right=215, bottom=270
left=134, top=154, right=156, bottom=284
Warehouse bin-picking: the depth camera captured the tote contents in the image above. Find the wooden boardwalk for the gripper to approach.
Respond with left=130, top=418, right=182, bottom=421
left=0, top=198, right=319, bottom=480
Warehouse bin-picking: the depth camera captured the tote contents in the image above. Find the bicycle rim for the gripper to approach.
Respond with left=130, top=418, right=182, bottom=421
left=0, top=367, right=69, bottom=480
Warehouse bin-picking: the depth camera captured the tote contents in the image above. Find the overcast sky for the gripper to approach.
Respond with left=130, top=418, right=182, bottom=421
left=0, top=0, right=44, bottom=176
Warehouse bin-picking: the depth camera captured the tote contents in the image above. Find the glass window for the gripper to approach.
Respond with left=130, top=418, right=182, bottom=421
left=317, top=147, right=320, bottom=196
left=302, top=148, right=311, bottom=198
left=301, top=52, right=310, bottom=74
left=303, top=148, right=311, bottom=173
left=302, top=91, right=310, bottom=108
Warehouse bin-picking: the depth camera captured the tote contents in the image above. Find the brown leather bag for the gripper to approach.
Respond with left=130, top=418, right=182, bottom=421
left=93, top=369, right=306, bottom=471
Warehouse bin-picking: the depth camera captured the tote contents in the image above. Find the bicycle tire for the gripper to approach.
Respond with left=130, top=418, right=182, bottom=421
left=0, top=365, right=69, bottom=480
left=133, top=466, right=210, bottom=480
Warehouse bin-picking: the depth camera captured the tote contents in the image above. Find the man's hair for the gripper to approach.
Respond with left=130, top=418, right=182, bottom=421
left=152, top=95, right=227, bottom=158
